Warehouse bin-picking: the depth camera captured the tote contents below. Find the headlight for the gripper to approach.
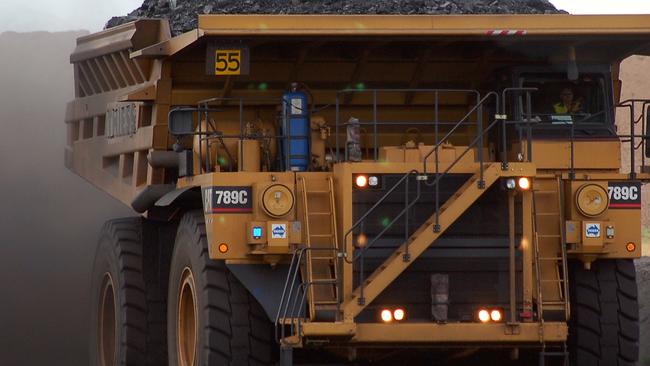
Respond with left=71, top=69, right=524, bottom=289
left=355, top=175, right=368, bottom=188
left=261, top=184, right=294, bottom=218
left=575, top=184, right=608, bottom=217
left=517, top=177, right=531, bottom=190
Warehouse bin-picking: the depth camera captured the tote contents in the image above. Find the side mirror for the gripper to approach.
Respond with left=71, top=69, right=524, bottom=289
left=168, top=108, right=195, bottom=136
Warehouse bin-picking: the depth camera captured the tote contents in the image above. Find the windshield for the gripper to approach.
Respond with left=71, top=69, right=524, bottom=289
left=517, top=73, right=614, bottom=137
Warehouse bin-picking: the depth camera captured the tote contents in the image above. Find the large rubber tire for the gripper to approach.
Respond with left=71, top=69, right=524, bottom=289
left=569, top=259, right=640, bottom=366
left=89, top=217, right=175, bottom=366
left=167, top=211, right=275, bottom=366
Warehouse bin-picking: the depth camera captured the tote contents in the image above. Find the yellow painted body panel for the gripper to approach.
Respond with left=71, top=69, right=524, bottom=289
left=198, top=14, right=650, bottom=36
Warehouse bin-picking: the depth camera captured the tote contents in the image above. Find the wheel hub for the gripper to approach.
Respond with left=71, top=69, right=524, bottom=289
left=99, top=273, right=116, bottom=366
left=178, top=267, right=198, bottom=366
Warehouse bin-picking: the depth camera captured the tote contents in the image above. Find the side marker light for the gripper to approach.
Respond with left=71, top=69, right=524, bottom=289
left=218, top=243, right=229, bottom=253
left=626, top=242, right=636, bottom=252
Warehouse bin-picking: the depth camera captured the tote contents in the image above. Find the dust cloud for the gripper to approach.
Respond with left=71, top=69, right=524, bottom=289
left=0, top=31, right=131, bottom=365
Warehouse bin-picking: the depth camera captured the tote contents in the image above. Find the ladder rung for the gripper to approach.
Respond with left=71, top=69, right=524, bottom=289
left=311, top=279, right=337, bottom=284
left=543, top=301, right=567, bottom=305
left=307, top=190, right=330, bottom=194
left=534, top=190, right=557, bottom=194
left=536, top=212, right=560, bottom=216
left=314, top=301, right=339, bottom=305
left=309, top=211, right=332, bottom=215
left=540, top=279, right=566, bottom=283
left=311, top=277, right=337, bottom=285
left=310, top=234, right=333, bottom=238
left=539, top=257, right=563, bottom=260
left=538, top=234, right=561, bottom=238
left=311, top=256, right=335, bottom=260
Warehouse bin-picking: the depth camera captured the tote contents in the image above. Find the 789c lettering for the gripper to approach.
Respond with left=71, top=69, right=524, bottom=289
left=608, top=185, right=638, bottom=201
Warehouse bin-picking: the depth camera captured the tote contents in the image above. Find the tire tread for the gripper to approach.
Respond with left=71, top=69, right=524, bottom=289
left=569, top=259, right=640, bottom=366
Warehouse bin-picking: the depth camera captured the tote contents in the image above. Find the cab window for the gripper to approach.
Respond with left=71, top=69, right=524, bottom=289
left=516, top=73, right=614, bottom=137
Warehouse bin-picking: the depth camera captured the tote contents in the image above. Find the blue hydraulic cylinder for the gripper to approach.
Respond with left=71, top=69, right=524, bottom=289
left=282, top=91, right=310, bottom=171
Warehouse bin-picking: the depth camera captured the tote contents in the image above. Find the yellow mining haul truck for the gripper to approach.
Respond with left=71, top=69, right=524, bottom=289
left=67, top=15, right=650, bottom=365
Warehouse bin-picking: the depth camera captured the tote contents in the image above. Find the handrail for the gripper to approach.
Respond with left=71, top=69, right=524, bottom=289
left=349, top=117, right=507, bottom=305
left=422, top=92, right=499, bottom=174
left=297, top=177, right=316, bottom=321
left=343, top=91, right=499, bottom=251
left=275, top=247, right=340, bottom=345
left=342, top=169, right=419, bottom=256
left=616, top=99, right=650, bottom=179
left=501, top=87, right=538, bottom=165
left=342, top=91, right=497, bottom=246
left=169, top=96, right=315, bottom=173
left=340, top=89, right=532, bottom=305
left=334, top=88, right=481, bottom=162
left=342, top=87, right=543, bottom=305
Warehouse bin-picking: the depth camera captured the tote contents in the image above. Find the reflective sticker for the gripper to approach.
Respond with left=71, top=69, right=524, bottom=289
left=271, top=224, right=287, bottom=239
left=291, top=98, right=303, bottom=115
left=585, top=223, right=601, bottom=238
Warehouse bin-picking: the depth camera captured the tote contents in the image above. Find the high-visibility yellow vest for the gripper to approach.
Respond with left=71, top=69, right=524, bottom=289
left=554, top=102, right=581, bottom=114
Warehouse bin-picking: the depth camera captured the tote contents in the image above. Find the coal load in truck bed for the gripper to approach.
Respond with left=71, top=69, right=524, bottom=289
left=106, top=0, right=564, bottom=36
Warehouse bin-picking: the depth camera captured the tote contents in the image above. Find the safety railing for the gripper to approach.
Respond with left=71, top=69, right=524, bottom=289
left=341, top=88, right=537, bottom=306
left=334, top=89, right=482, bottom=162
left=616, top=99, right=650, bottom=179
left=275, top=247, right=341, bottom=345
left=506, top=95, right=650, bottom=181
left=168, top=96, right=311, bottom=173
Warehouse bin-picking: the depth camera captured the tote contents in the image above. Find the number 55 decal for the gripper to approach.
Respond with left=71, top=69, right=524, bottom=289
left=215, top=50, right=241, bottom=75
left=206, top=44, right=250, bottom=76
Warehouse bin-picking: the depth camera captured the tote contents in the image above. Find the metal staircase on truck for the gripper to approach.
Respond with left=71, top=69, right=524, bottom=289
left=275, top=88, right=540, bottom=365
left=298, top=175, right=340, bottom=322
left=532, top=175, right=570, bottom=320
left=532, top=175, right=570, bottom=366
